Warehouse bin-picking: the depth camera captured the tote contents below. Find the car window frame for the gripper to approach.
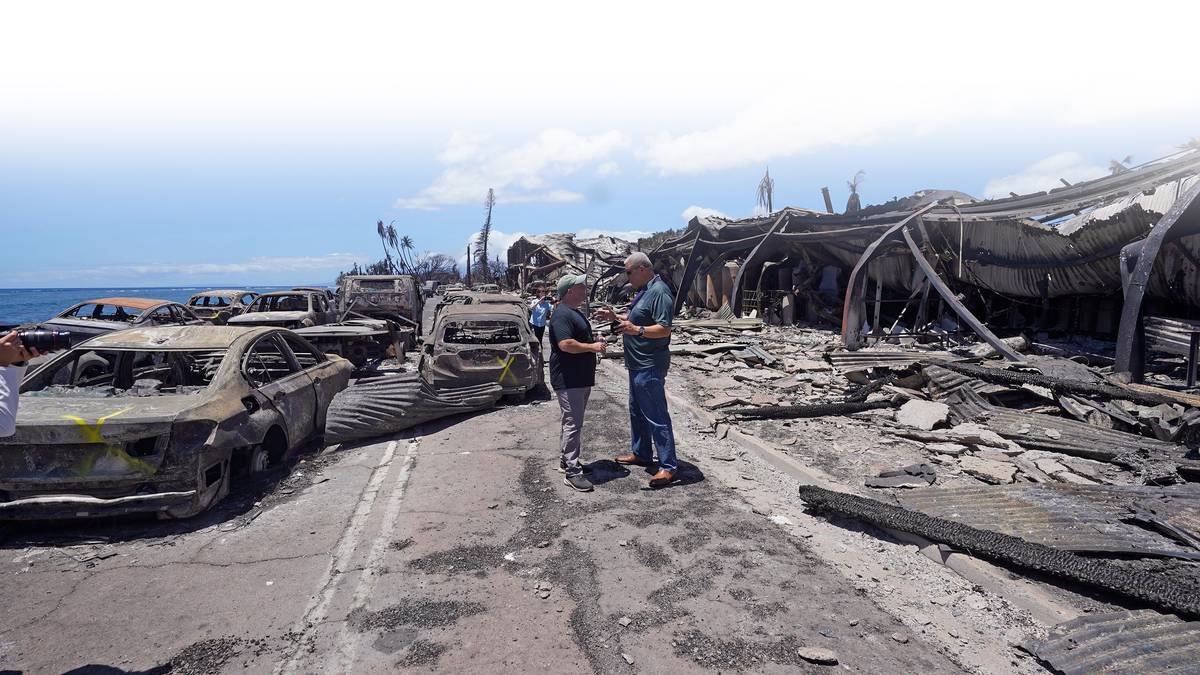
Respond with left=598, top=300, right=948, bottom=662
left=278, top=333, right=326, bottom=371
left=241, top=333, right=302, bottom=387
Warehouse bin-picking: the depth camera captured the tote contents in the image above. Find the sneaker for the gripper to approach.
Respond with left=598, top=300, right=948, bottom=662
left=563, top=473, right=594, bottom=492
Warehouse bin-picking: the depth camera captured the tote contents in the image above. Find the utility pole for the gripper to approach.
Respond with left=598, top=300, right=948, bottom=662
left=821, top=187, right=834, bottom=214
left=465, top=244, right=472, bottom=288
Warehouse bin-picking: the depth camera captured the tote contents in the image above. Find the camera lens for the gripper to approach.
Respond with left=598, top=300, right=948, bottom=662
left=16, top=328, right=72, bottom=352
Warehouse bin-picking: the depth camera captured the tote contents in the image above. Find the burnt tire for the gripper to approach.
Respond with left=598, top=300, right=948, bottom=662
left=261, top=426, right=289, bottom=465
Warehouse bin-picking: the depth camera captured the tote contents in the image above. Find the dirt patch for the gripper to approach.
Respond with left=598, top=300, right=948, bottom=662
left=389, top=538, right=415, bottom=552
left=668, top=523, right=712, bottom=553
left=747, top=601, right=787, bottom=618
left=408, top=543, right=507, bottom=575
left=161, top=637, right=244, bottom=675
left=396, top=639, right=448, bottom=668
left=348, top=598, right=485, bottom=632
left=672, top=628, right=810, bottom=670
left=548, top=540, right=633, bottom=674
left=631, top=539, right=672, bottom=570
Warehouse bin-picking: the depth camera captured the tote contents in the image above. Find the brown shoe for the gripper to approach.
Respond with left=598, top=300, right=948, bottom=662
left=649, top=469, right=675, bottom=488
left=615, top=453, right=652, bottom=466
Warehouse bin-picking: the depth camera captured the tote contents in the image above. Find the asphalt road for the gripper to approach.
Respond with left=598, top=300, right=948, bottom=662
left=0, top=352, right=965, bottom=674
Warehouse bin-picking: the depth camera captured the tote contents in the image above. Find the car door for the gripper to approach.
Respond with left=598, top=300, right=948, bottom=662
left=241, top=334, right=318, bottom=447
left=278, top=333, right=343, bottom=428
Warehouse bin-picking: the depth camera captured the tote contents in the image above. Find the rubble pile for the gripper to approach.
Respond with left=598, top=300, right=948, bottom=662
left=664, top=317, right=1200, bottom=630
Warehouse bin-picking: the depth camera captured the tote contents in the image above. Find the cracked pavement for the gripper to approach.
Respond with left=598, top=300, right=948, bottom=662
left=0, top=360, right=969, bottom=673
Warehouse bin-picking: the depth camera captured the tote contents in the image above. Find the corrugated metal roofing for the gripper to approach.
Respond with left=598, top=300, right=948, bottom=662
left=826, top=349, right=957, bottom=372
left=654, top=148, right=1200, bottom=303
left=945, top=387, right=1180, bottom=467
left=1022, top=610, right=1200, bottom=674
left=896, top=484, right=1200, bottom=559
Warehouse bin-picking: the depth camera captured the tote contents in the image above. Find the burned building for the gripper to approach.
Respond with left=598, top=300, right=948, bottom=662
left=641, top=148, right=1200, bottom=383
left=506, top=232, right=633, bottom=297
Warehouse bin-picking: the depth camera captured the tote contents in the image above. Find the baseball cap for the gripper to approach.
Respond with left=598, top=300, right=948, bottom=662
left=556, top=274, right=587, bottom=298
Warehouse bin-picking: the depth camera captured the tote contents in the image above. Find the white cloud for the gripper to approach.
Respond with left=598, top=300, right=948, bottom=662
left=5, top=253, right=365, bottom=286
left=982, top=152, right=1109, bottom=198
left=396, top=129, right=630, bottom=209
left=595, top=161, right=621, bottom=177
left=75, top=253, right=362, bottom=277
left=576, top=228, right=651, bottom=242
left=459, top=229, right=529, bottom=269
left=680, top=205, right=728, bottom=222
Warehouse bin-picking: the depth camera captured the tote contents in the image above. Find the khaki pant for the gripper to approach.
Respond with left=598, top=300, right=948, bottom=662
left=556, top=387, right=591, bottom=475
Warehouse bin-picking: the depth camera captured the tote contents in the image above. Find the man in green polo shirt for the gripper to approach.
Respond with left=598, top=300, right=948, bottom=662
left=593, top=252, right=679, bottom=488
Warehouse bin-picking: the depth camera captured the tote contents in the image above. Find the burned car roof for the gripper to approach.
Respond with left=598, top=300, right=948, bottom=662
left=437, top=303, right=527, bottom=321
left=258, top=290, right=318, bottom=298
left=74, top=297, right=169, bottom=311
left=71, top=325, right=279, bottom=350
left=189, top=289, right=255, bottom=298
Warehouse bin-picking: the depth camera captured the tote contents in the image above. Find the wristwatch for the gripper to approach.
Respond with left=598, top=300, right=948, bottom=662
left=637, top=326, right=645, bottom=337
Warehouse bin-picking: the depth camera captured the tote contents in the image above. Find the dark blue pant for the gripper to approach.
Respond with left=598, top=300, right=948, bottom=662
left=628, top=365, right=677, bottom=472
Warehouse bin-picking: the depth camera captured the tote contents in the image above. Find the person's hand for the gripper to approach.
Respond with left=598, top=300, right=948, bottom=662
left=0, top=331, right=38, bottom=366
left=592, top=308, right=616, bottom=323
left=590, top=342, right=606, bottom=354
left=617, top=320, right=640, bottom=336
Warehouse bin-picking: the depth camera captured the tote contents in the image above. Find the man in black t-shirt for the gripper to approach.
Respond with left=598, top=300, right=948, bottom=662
left=549, top=274, right=606, bottom=492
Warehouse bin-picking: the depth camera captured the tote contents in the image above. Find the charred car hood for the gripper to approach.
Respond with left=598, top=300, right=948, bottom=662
left=0, top=395, right=200, bottom=445
left=228, top=311, right=308, bottom=324
left=41, top=317, right=127, bottom=332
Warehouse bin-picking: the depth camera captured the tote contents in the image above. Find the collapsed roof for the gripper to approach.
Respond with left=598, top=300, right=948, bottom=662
left=642, top=147, right=1200, bottom=382
left=506, top=232, right=633, bottom=292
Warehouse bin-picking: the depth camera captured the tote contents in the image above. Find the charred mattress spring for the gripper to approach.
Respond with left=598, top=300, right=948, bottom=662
left=796, top=485, right=1200, bottom=618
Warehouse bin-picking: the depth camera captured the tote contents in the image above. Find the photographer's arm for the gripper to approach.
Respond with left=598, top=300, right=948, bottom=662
left=0, top=364, right=24, bottom=438
left=1, top=332, right=37, bottom=438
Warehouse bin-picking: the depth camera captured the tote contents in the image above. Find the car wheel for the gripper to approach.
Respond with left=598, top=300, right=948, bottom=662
left=262, top=426, right=289, bottom=464
left=249, top=445, right=271, bottom=474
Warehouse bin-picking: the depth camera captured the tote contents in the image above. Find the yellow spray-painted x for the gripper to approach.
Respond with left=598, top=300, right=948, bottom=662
left=495, top=356, right=519, bottom=386
left=63, top=407, right=156, bottom=476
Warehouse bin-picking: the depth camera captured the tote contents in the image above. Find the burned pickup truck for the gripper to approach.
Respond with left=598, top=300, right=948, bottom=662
left=284, top=275, right=423, bottom=368
left=0, top=326, right=352, bottom=519
left=419, top=303, right=543, bottom=398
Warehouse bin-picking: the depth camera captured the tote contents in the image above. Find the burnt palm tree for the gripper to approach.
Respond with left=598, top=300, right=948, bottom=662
left=756, top=167, right=774, bottom=215
left=376, top=220, right=395, bottom=273
left=475, top=188, right=495, bottom=276
left=399, top=235, right=415, bottom=273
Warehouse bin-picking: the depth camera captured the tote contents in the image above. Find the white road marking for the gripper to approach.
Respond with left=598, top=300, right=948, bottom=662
left=327, top=435, right=420, bottom=671
left=275, top=439, right=398, bottom=675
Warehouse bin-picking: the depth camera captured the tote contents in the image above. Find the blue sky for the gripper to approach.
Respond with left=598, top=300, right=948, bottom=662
left=2, top=1, right=1198, bottom=288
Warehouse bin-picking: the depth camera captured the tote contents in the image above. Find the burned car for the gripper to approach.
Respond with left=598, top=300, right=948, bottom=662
left=337, top=275, right=424, bottom=347
left=0, top=326, right=353, bottom=519
left=186, top=289, right=259, bottom=324
left=227, top=290, right=337, bottom=329
left=419, top=303, right=543, bottom=398
left=43, top=297, right=205, bottom=346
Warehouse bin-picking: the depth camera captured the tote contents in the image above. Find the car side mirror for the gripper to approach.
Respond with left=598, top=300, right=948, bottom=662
left=423, top=343, right=434, bottom=355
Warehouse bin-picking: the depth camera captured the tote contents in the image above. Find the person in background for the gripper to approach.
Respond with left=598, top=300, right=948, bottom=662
left=549, top=275, right=605, bottom=492
left=593, top=252, right=679, bottom=488
left=0, top=331, right=41, bottom=438
left=529, top=288, right=553, bottom=344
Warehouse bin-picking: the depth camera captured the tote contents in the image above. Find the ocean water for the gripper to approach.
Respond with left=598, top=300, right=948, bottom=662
left=0, top=286, right=309, bottom=325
